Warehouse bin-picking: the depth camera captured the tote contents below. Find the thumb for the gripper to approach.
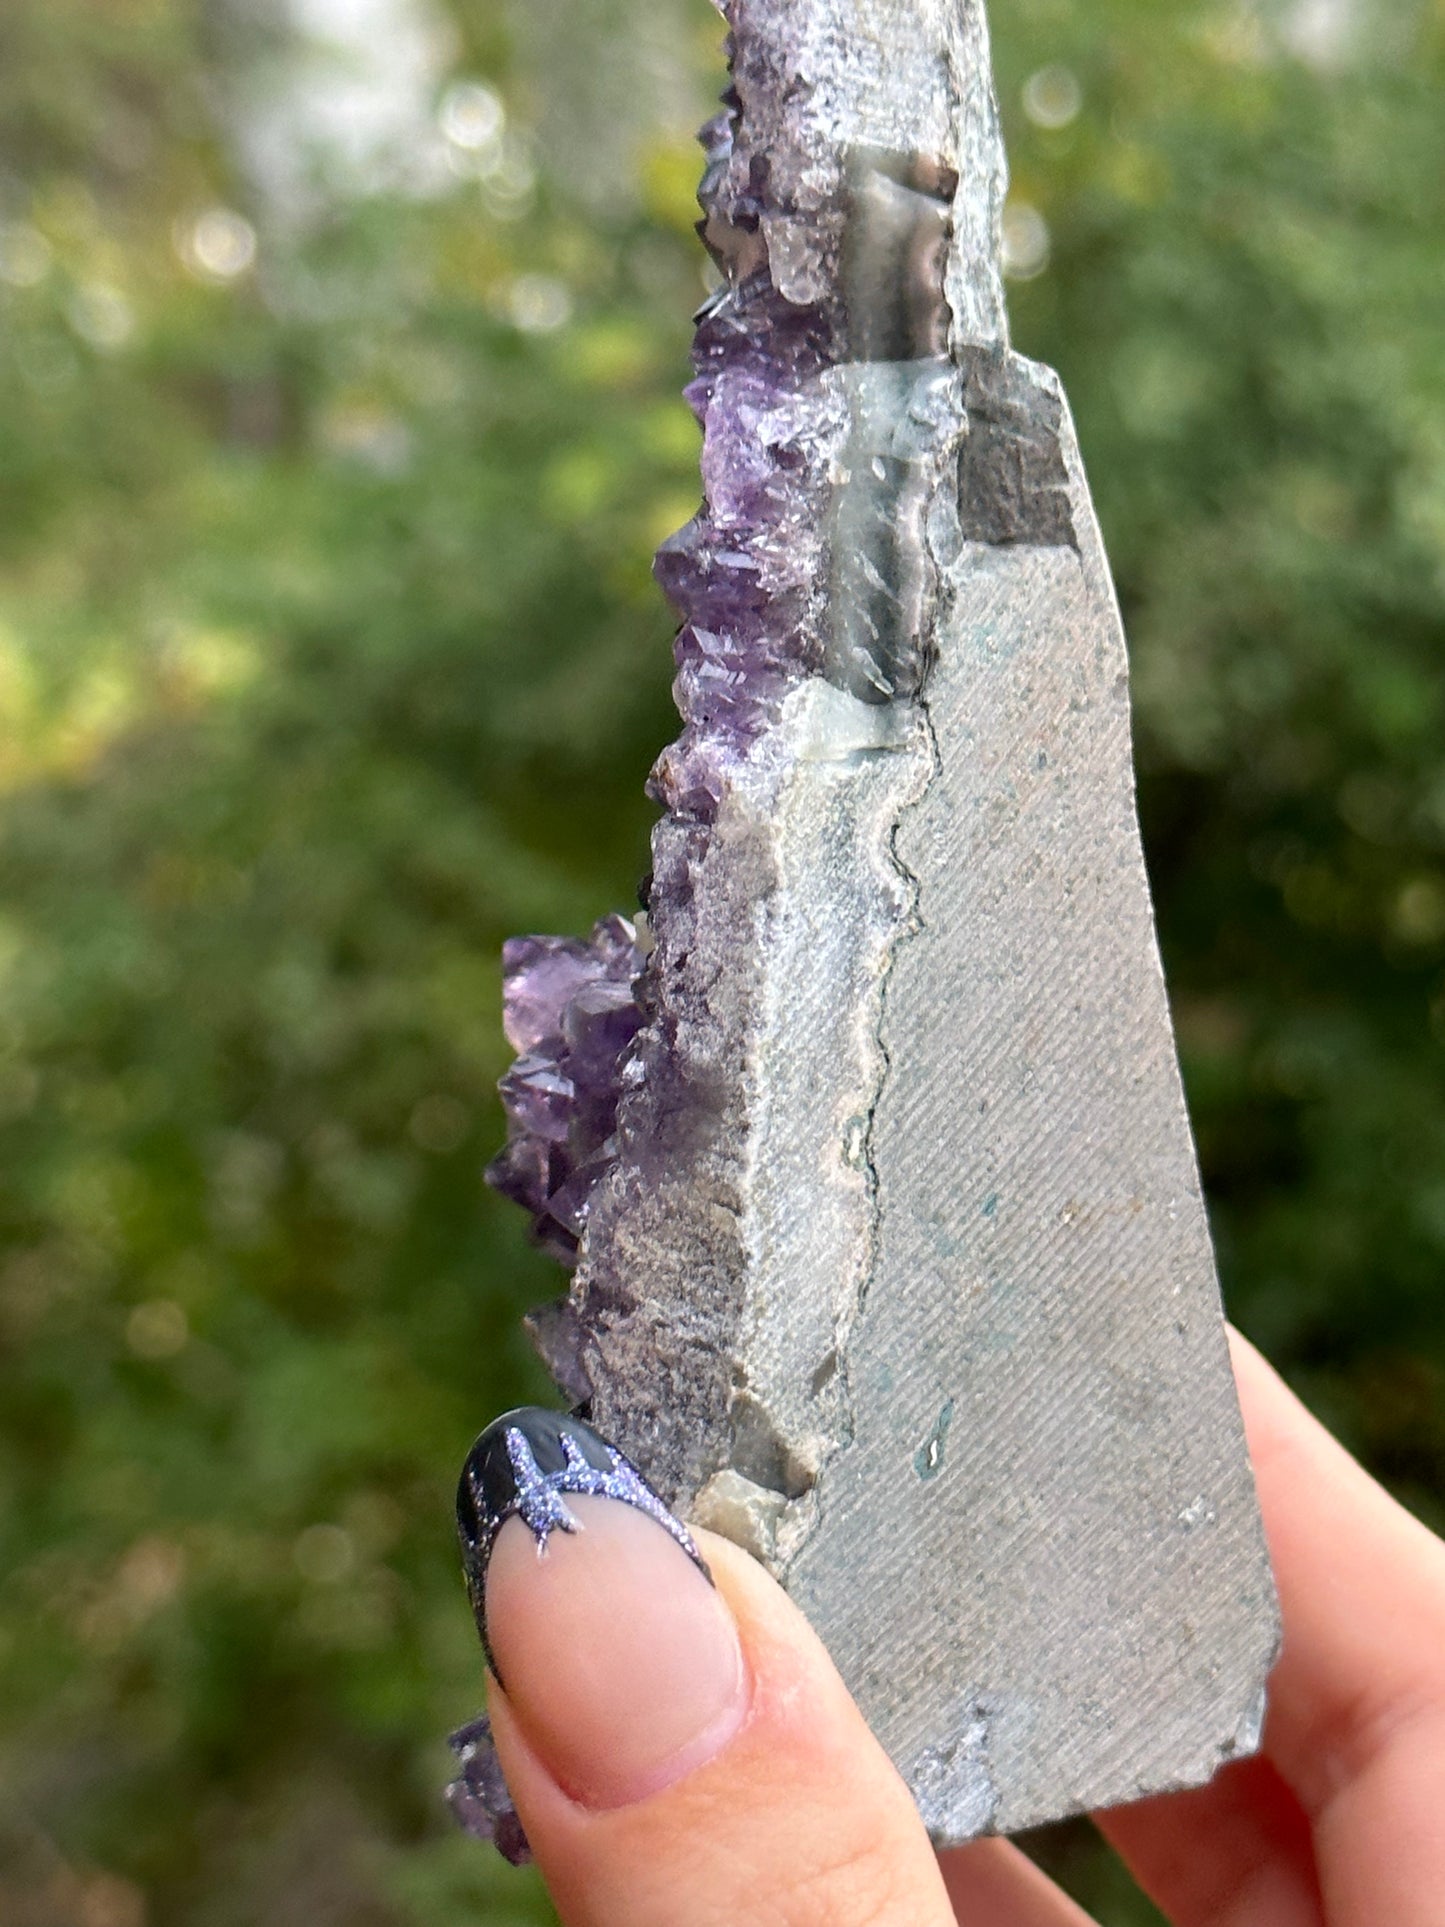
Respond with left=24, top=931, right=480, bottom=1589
left=453, top=1406, right=954, bottom=1927
left=452, top=1409, right=1095, bottom=1927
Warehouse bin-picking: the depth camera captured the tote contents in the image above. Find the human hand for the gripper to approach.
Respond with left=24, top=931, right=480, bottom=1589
left=455, top=1331, right=1445, bottom=1925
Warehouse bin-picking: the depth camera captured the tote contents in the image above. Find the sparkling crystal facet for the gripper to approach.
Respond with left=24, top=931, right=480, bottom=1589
left=488, top=916, right=645, bottom=1262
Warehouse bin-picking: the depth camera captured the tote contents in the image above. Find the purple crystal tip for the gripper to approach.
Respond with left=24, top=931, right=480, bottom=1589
left=645, top=74, right=839, bottom=823
left=446, top=1715, right=531, bottom=1865
left=485, top=914, right=646, bottom=1264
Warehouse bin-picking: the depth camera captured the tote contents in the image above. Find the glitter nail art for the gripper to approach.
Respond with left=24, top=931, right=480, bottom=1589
left=455, top=1406, right=710, bottom=1678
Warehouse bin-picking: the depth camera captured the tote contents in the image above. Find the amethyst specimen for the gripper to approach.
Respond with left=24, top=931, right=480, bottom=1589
left=474, top=0, right=1277, bottom=1851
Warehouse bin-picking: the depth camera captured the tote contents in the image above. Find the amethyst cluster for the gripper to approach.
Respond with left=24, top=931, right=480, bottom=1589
left=488, top=31, right=851, bottom=1257
left=486, top=915, right=646, bottom=1264
left=650, top=77, right=840, bottom=821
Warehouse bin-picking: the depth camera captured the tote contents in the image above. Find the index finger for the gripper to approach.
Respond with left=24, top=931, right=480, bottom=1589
left=1231, top=1330, right=1445, bottom=1926
left=1098, top=1332, right=1445, bottom=1927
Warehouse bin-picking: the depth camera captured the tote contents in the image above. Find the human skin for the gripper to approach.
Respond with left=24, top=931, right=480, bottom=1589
left=481, top=1331, right=1445, bottom=1926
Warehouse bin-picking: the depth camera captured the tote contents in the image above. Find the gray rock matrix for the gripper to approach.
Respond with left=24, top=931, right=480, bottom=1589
left=496, top=0, right=1280, bottom=1841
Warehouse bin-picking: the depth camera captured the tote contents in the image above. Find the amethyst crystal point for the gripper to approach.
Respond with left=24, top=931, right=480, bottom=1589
left=447, top=1716, right=530, bottom=1866
left=639, top=76, right=848, bottom=825
left=476, top=0, right=1277, bottom=1856
left=486, top=915, right=645, bottom=1262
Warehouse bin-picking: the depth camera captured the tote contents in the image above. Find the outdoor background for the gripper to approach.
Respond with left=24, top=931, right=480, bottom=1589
left=0, top=0, right=1441, bottom=1921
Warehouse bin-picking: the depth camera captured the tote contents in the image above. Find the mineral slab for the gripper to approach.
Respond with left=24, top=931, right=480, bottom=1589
left=487, top=0, right=1279, bottom=1841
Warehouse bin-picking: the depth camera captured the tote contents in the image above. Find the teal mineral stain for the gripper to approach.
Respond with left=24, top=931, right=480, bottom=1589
left=981, top=1192, right=999, bottom=1219
left=914, top=1397, right=956, bottom=1482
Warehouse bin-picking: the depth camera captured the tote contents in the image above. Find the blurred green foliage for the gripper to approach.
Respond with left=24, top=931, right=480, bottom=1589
left=0, top=0, right=1439, bottom=1921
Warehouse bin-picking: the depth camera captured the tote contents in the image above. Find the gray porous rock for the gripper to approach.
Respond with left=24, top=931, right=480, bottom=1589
left=487, top=0, right=1279, bottom=1841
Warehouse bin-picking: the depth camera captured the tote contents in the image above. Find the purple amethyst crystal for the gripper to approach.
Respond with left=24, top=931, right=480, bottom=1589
left=486, top=915, right=646, bottom=1263
left=484, top=30, right=855, bottom=1256
left=646, top=92, right=839, bottom=822
left=446, top=1716, right=530, bottom=1866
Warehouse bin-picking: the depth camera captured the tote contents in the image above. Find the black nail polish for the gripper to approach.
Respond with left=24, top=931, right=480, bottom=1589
left=455, top=1406, right=709, bottom=1678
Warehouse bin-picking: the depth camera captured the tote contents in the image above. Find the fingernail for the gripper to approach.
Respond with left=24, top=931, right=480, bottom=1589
left=456, top=1407, right=747, bottom=1810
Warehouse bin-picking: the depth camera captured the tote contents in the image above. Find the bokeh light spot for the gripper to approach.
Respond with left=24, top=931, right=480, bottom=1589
left=1001, top=200, right=1051, bottom=279
left=509, top=274, right=572, bottom=334
left=294, top=1523, right=357, bottom=1584
left=125, top=1300, right=189, bottom=1360
left=177, top=208, right=257, bottom=283
left=439, top=79, right=505, bottom=153
left=67, top=285, right=136, bottom=352
left=479, top=138, right=537, bottom=219
left=1023, top=64, right=1083, bottom=130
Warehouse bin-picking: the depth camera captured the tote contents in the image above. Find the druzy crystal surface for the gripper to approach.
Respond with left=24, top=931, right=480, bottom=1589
left=487, top=915, right=645, bottom=1267
left=483, top=0, right=1277, bottom=1843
